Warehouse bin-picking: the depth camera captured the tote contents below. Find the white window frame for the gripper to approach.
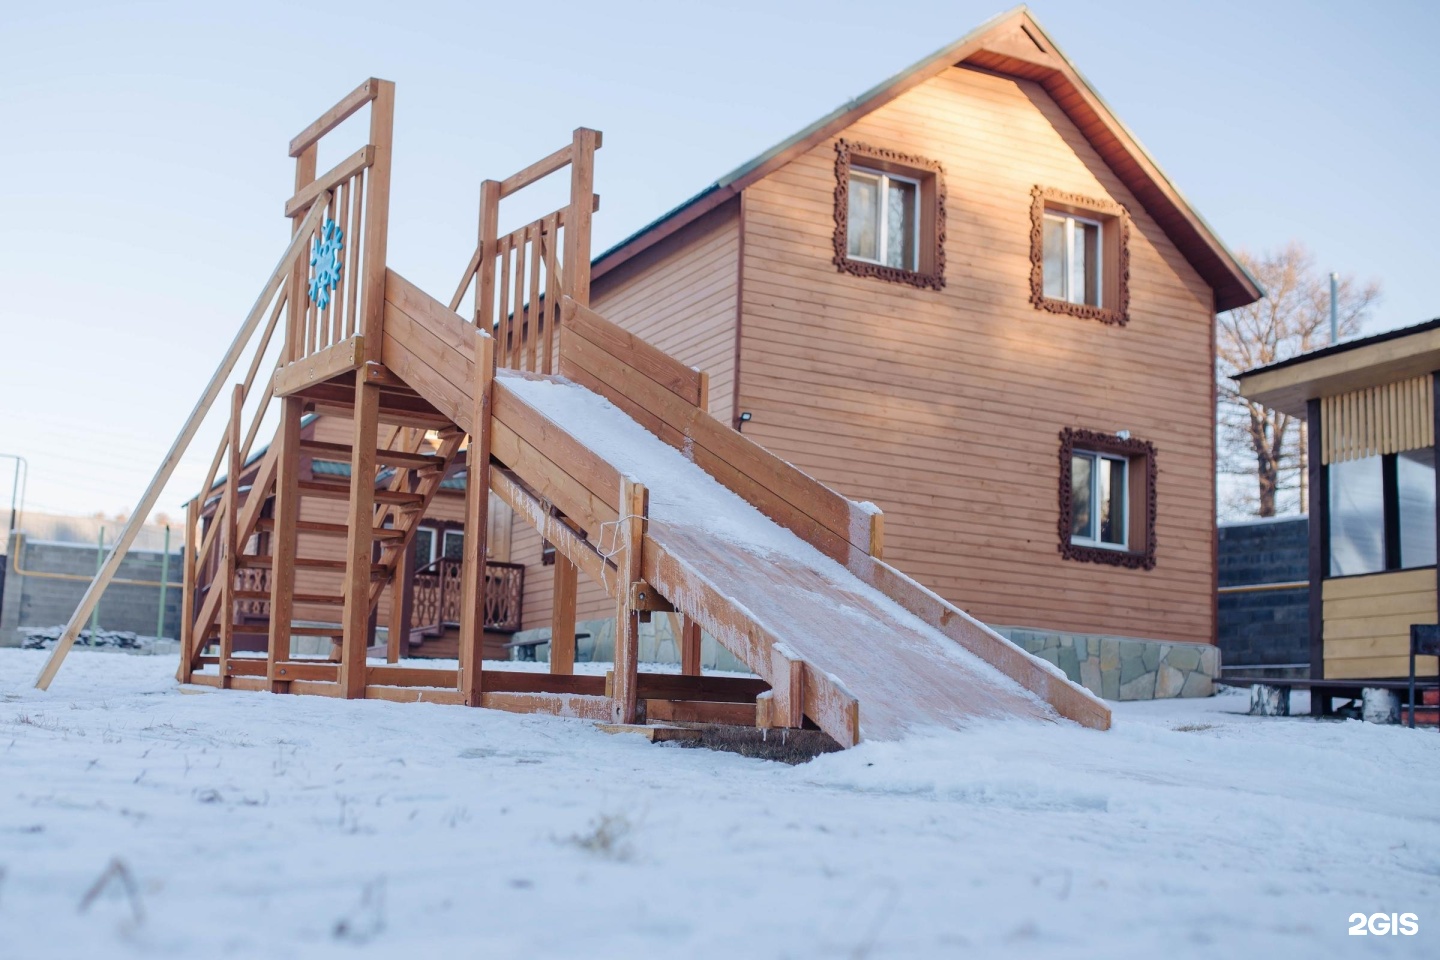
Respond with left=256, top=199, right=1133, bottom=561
left=1044, top=211, right=1104, bottom=307
left=413, top=524, right=439, bottom=566
left=1071, top=450, right=1128, bottom=550
left=441, top=528, right=465, bottom=562
left=848, top=166, right=922, bottom=271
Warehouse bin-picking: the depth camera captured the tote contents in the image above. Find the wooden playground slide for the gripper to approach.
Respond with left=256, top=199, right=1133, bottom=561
left=381, top=269, right=1112, bottom=745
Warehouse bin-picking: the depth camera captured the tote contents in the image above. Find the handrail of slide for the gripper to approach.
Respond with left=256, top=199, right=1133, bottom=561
left=34, top=198, right=332, bottom=689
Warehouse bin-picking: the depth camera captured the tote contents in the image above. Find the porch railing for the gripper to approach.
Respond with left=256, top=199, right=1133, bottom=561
left=409, top=557, right=524, bottom=636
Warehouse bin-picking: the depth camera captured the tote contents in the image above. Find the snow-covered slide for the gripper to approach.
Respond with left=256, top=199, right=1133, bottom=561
left=380, top=270, right=1111, bottom=745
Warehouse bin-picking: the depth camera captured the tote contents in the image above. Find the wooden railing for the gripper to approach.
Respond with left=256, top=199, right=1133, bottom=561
left=449, top=129, right=600, bottom=374
left=409, top=558, right=524, bottom=636
left=284, top=77, right=394, bottom=366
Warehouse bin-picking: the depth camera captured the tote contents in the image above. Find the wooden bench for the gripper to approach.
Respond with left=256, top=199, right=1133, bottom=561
left=1218, top=675, right=1439, bottom=723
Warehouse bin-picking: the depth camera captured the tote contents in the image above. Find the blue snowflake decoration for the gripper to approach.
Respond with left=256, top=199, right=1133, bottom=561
left=308, top=219, right=345, bottom=310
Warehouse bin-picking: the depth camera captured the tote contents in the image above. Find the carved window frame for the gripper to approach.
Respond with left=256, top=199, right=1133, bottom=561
left=1058, top=427, right=1156, bottom=570
left=833, top=139, right=946, bottom=290
left=1030, top=186, right=1130, bottom=326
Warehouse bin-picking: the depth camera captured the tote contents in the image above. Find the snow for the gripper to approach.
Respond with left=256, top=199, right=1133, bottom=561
left=4, top=649, right=1438, bottom=958
left=498, top=373, right=1094, bottom=736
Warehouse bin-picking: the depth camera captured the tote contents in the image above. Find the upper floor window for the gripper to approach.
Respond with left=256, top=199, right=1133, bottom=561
left=1044, top=212, right=1102, bottom=307
left=1058, top=428, right=1156, bottom=569
left=847, top=168, right=919, bottom=270
left=832, top=139, right=945, bottom=290
left=1030, top=186, right=1130, bottom=326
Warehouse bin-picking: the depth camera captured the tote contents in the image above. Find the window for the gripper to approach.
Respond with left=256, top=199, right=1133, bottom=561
left=441, top=529, right=465, bottom=562
left=1044, top=212, right=1102, bottom=307
left=1030, top=186, right=1129, bottom=325
left=847, top=168, right=919, bottom=270
left=1328, top=449, right=1435, bottom=576
left=412, top=525, right=437, bottom=568
left=1058, top=428, right=1156, bottom=569
left=1070, top=450, right=1127, bottom=549
left=832, top=139, right=945, bottom=289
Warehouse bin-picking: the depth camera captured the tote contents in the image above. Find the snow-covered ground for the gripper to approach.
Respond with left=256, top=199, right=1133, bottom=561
left=2, top=648, right=1437, bottom=959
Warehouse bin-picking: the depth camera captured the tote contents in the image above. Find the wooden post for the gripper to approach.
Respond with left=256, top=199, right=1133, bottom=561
left=266, top=396, right=304, bottom=689
left=611, top=477, right=646, bottom=724
left=679, top=614, right=702, bottom=677
left=340, top=370, right=380, bottom=697
left=562, top=128, right=599, bottom=308
left=218, top=385, right=243, bottom=688
left=177, top=497, right=199, bottom=683
left=474, top=180, right=501, bottom=335
left=1306, top=396, right=1326, bottom=715
left=459, top=331, right=495, bottom=705
left=387, top=534, right=413, bottom=663
left=288, top=146, right=318, bottom=362
left=359, top=80, right=395, bottom=363
left=549, top=556, right=577, bottom=675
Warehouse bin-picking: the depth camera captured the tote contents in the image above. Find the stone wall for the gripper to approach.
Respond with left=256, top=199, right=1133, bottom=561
left=1217, top=517, right=1310, bottom=677
left=0, top=535, right=183, bottom=646
left=994, top=626, right=1219, bottom=700
left=512, top=614, right=1219, bottom=701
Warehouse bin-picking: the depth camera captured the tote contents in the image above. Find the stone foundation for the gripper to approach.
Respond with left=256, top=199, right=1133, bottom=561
left=993, top=626, right=1220, bottom=700
left=512, top=618, right=1218, bottom=702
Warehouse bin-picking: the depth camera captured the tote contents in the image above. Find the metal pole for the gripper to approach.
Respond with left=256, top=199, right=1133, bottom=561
left=0, top=453, right=26, bottom=537
left=156, top=525, right=171, bottom=640
left=91, top=528, right=104, bottom=641
left=1330, top=272, right=1339, bottom=344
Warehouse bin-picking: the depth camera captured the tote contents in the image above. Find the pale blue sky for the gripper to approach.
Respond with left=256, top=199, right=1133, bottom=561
left=1, top=0, right=1436, bottom=521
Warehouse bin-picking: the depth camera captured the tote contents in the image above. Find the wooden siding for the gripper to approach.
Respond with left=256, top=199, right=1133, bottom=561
left=1320, top=375, right=1434, bottom=464
left=513, top=200, right=742, bottom=629
left=735, top=65, right=1217, bottom=644
left=1323, top=568, right=1437, bottom=679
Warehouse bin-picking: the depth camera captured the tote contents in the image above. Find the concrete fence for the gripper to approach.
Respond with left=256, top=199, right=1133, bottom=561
left=0, top=533, right=183, bottom=646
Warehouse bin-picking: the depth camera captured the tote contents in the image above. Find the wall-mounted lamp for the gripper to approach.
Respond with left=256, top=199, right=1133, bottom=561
left=736, top=411, right=753, bottom=432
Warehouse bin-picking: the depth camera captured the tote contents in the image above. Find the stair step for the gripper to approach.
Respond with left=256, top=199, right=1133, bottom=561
left=256, top=518, right=405, bottom=540
left=233, top=591, right=344, bottom=605
left=237, top=555, right=385, bottom=577
left=299, top=438, right=444, bottom=471
left=297, top=480, right=424, bottom=506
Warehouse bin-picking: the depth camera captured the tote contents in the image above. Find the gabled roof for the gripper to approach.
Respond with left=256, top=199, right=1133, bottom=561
left=593, top=5, right=1262, bottom=312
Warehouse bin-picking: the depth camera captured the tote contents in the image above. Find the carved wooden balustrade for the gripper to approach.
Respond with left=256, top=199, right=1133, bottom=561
left=409, top=558, right=524, bottom=638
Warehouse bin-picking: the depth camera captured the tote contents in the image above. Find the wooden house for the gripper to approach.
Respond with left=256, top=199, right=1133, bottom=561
left=495, top=7, right=1262, bottom=698
left=1236, top=319, right=1438, bottom=686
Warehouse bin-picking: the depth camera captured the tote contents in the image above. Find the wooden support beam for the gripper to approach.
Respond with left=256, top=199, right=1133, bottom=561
left=218, top=385, right=243, bottom=689
left=359, top=79, right=395, bottom=363
left=339, top=370, right=380, bottom=698
left=610, top=477, right=647, bottom=724
left=386, top=531, right=413, bottom=664
left=756, top=646, right=804, bottom=729
left=266, top=397, right=304, bottom=689
left=273, top=335, right=364, bottom=396
left=628, top=581, right=673, bottom=612
left=458, top=331, right=494, bottom=706
left=176, top=497, right=199, bottom=684
left=562, top=128, right=600, bottom=308
left=550, top=555, right=578, bottom=675
left=680, top=614, right=702, bottom=677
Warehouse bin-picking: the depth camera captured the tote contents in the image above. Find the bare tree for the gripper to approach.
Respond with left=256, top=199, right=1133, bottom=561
left=1217, top=243, right=1380, bottom=517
